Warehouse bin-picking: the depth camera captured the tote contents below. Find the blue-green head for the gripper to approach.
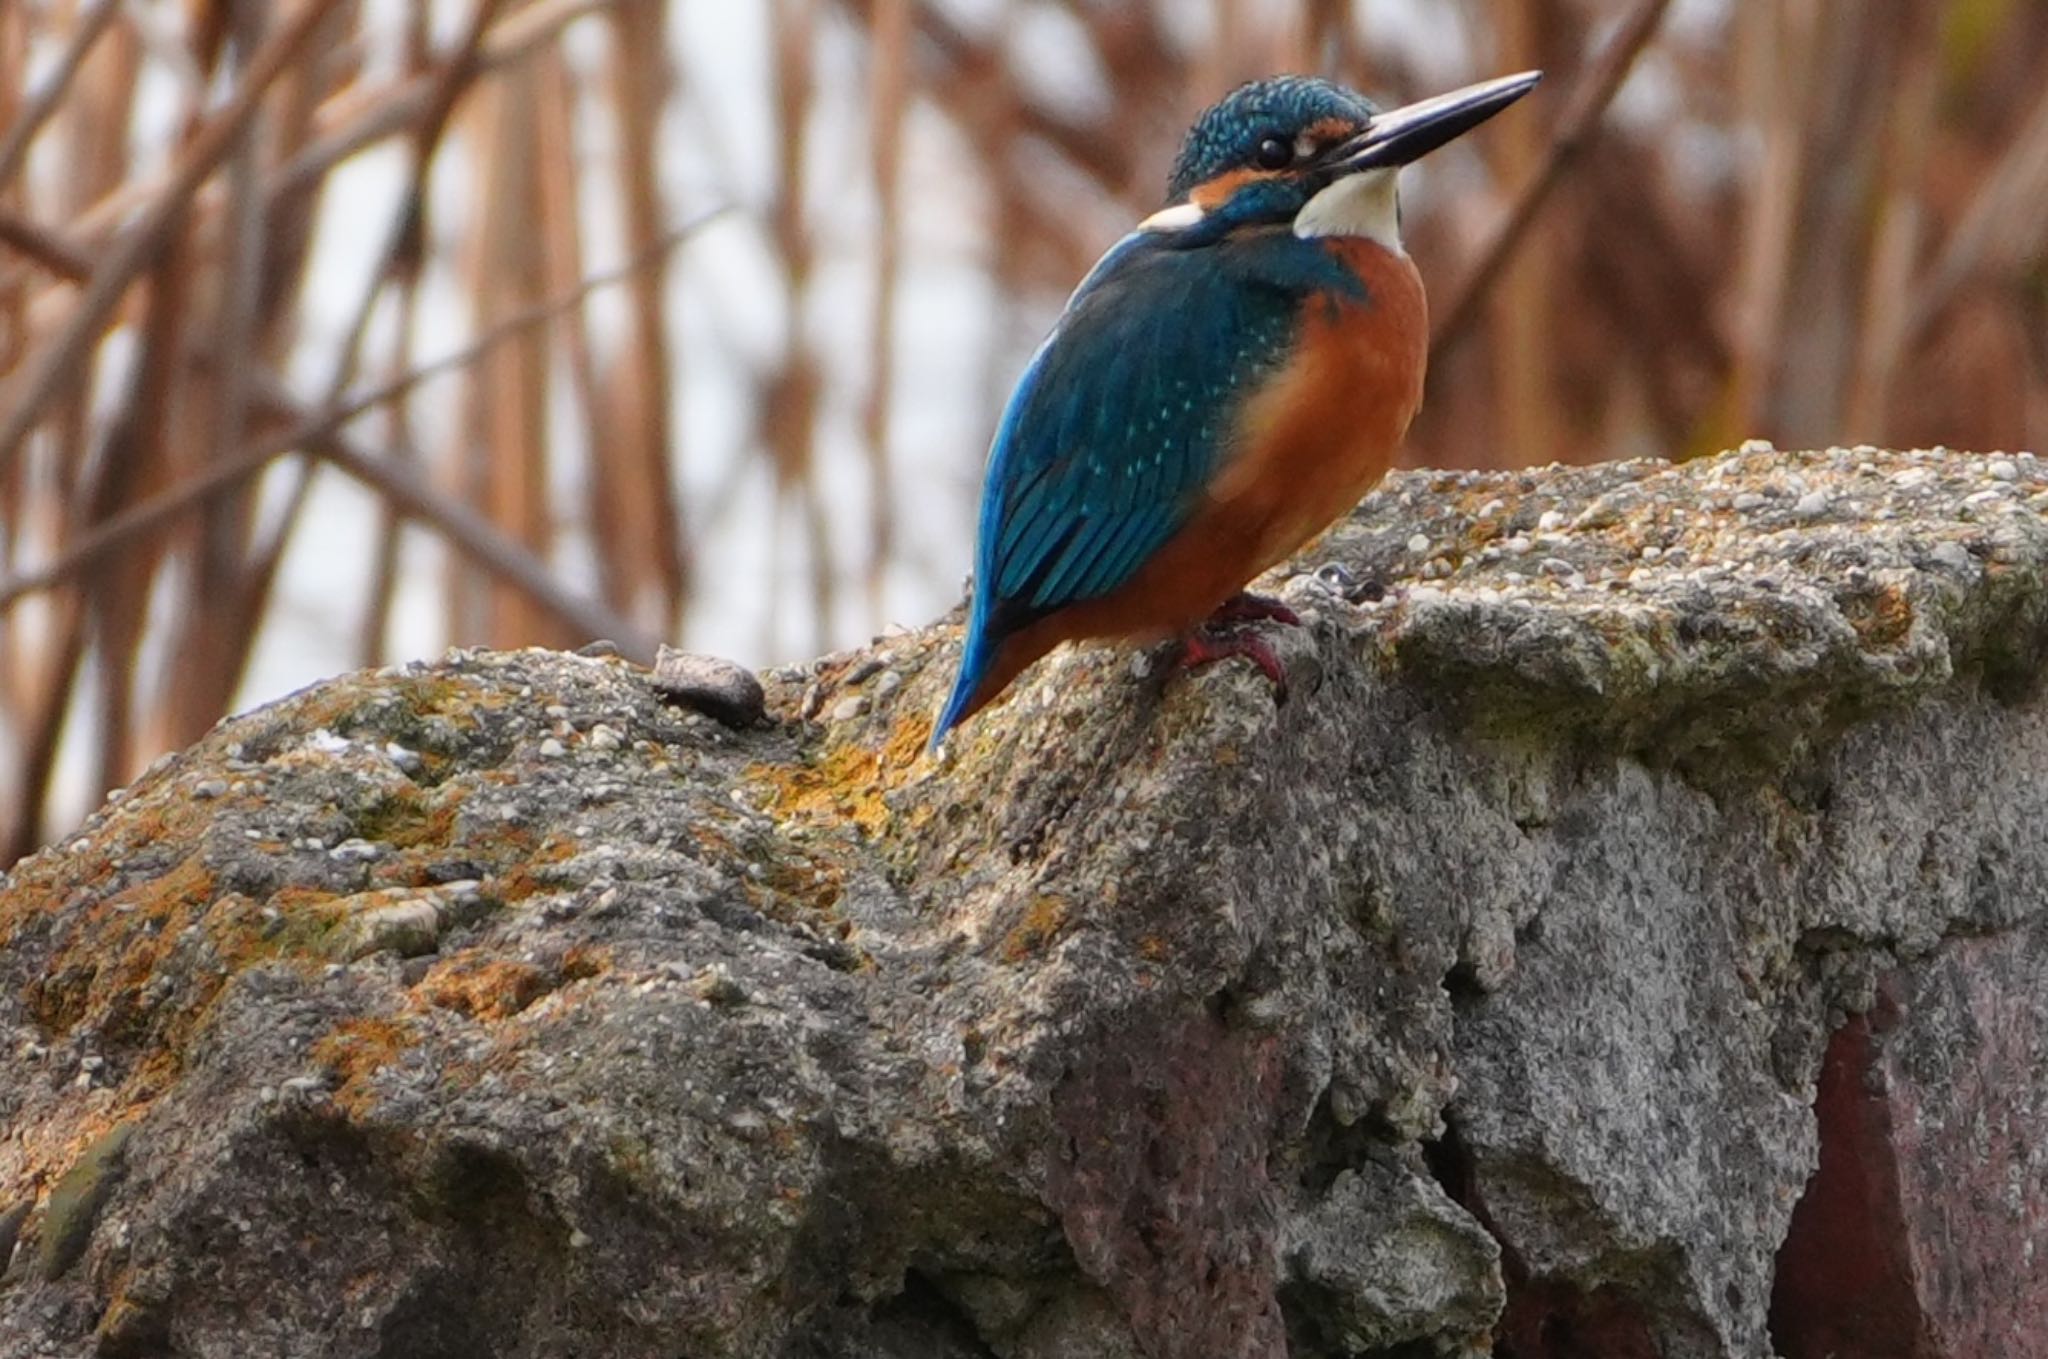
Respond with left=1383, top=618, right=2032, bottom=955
left=1147, top=71, right=1542, bottom=246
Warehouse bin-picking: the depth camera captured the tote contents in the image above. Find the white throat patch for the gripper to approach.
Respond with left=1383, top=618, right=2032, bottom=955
left=1293, top=169, right=1403, bottom=252
left=1138, top=201, right=1205, bottom=233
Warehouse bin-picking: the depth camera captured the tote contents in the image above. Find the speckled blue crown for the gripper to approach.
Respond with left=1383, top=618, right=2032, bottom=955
left=1166, top=76, right=1380, bottom=201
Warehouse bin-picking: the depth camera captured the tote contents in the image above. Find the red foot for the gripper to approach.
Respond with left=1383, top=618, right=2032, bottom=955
left=1172, top=628, right=1289, bottom=703
left=1208, top=592, right=1302, bottom=628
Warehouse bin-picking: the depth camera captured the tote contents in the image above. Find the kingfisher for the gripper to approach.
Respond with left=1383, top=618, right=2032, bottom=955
left=932, top=70, right=1542, bottom=746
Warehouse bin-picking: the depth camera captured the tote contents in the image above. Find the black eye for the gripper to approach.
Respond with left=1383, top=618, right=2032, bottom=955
left=1253, top=135, right=1293, bottom=170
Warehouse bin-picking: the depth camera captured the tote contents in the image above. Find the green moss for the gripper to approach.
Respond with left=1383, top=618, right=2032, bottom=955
left=0, top=1199, right=29, bottom=1275
left=38, top=1122, right=137, bottom=1280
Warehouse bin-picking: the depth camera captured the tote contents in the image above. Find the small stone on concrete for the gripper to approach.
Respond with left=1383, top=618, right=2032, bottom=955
left=651, top=646, right=766, bottom=728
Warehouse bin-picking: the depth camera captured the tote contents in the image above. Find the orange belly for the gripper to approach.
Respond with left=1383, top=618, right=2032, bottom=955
left=966, top=240, right=1428, bottom=720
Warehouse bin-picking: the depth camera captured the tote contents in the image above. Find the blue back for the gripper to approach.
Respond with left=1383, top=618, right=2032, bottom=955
left=933, top=224, right=1365, bottom=740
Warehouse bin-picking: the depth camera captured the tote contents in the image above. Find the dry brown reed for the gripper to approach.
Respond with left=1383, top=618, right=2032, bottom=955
left=2, top=0, right=2045, bottom=857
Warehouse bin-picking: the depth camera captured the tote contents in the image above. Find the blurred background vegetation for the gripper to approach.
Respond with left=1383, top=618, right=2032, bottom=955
left=2, top=0, right=2045, bottom=855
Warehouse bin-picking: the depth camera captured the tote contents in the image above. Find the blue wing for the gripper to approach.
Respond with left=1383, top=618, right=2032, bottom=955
left=934, top=227, right=1321, bottom=739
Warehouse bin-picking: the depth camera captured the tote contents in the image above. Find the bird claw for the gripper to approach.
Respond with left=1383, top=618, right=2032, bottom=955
left=1171, top=627, right=1289, bottom=704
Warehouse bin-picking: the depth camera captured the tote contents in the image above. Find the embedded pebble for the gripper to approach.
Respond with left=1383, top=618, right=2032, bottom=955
left=1930, top=541, right=1974, bottom=572
left=650, top=647, right=766, bottom=728
left=1536, top=510, right=1566, bottom=532
left=694, top=965, right=749, bottom=1007
left=588, top=723, right=624, bottom=752
left=1732, top=492, right=1768, bottom=513
left=1987, top=458, right=2018, bottom=481
left=1406, top=533, right=1431, bottom=554
left=539, top=737, right=568, bottom=759
left=872, top=671, right=903, bottom=699
left=193, top=780, right=229, bottom=800
left=830, top=696, right=868, bottom=722
left=332, top=895, right=443, bottom=962
left=1793, top=491, right=1830, bottom=519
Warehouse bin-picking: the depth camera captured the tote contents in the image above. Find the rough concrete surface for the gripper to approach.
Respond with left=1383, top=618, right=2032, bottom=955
left=3, top=445, right=2047, bottom=1358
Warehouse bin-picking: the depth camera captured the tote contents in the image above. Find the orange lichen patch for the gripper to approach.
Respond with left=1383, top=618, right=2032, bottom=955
left=754, top=856, right=845, bottom=916
left=359, top=790, right=577, bottom=898
left=749, top=716, right=930, bottom=839
left=1001, top=894, right=1071, bottom=962
left=560, top=944, right=613, bottom=982
left=1840, top=582, right=1915, bottom=650
left=484, top=832, right=578, bottom=904
left=688, top=821, right=740, bottom=868
left=292, top=668, right=514, bottom=734
left=412, top=954, right=554, bottom=1022
left=24, top=856, right=218, bottom=1036
left=125, top=1048, right=188, bottom=1105
left=0, top=789, right=212, bottom=942
left=12, top=1108, right=145, bottom=1218
left=311, top=1015, right=419, bottom=1113
left=18, top=861, right=352, bottom=1099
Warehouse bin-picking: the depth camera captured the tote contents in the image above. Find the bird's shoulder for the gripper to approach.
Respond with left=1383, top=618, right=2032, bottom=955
left=1011, top=227, right=1343, bottom=438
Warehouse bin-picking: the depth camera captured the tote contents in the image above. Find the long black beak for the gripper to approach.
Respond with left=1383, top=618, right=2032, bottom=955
left=1327, top=70, right=1542, bottom=175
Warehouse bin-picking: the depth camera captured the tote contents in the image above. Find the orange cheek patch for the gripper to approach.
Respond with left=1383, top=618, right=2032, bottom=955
left=1301, top=116, right=1363, bottom=146
left=1190, top=167, right=1283, bottom=211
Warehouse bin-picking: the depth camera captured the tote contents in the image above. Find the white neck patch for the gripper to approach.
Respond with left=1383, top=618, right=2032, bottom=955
left=1293, top=169, right=1403, bottom=253
left=1138, top=201, right=1205, bottom=233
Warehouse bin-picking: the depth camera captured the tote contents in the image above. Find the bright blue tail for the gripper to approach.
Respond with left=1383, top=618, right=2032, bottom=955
left=930, top=613, right=995, bottom=750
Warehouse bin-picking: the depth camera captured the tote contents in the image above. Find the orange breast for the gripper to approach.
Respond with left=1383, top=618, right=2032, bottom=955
left=959, top=240, right=1428, bottom=724
left=1207, top=239, right=1427, bottom=581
